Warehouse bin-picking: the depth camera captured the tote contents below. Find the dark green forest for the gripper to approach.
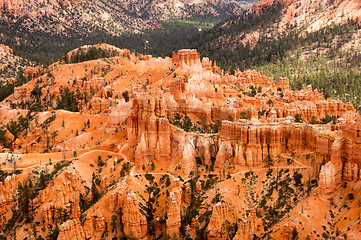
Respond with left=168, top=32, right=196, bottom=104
left=0, top=15, right=227, bottom=65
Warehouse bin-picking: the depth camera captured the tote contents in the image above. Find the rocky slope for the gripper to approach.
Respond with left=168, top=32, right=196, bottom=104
left=251, top=0, right=361, bottom=31
left=196, top=0, right=361, bottom=65
left=208, top=0, right=361, bottom=48
left=0, top=44, right=31, bottom=82
left=0, top=0, right=244, bottom=36
left=0, top=45, right=360, bottom=239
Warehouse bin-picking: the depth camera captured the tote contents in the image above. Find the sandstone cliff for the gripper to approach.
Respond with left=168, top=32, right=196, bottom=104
left=58, top=219, right=86, bottom=240
left=35, top=168, right=84, bottom=225
left=206, top=202, right=235, bottom=240
left=83, top=212, right=106, bottom=239
left=233, top=209, right=257, bottom=240
left=122, top=192, right=148, bottom=239
left=166, top=180, right=182, bottom=236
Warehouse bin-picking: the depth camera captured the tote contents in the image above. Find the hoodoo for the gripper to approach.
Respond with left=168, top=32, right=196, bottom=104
left=0, top=46, right=360, bottom=239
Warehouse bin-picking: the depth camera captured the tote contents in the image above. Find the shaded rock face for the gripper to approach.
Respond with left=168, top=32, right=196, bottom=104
left=233, top=209, right=257, bottom=240
left=0, top=174, right=19, bottom=215
left=36, top=169, right=84, bottom=225
left=218, top=120, right=361, bottom=171
left=83, top=213, right=106, bottom=239
left=42, top=202, right=80, bottom=226
left=342, top=161, right=359, bottom=181
left=127, top=96, right=171, bottom=167
left=127, top=95, right=205, bottom=174
left=122, top=192, right=148, bottom=239
left=109, top=183, right=147, bottom=239
left=206, top=202, right=230, bottom=240
left=166, top=180, right=182, bottom=237
left=217, top=121, right=315, bottom=168
left=318, top=161, right=342, bottom=196
left=166, top=191, right=181, bottom=237
left=318, top=139, right=361, bottom=196
left=58, top=219, right=86, bottom=240
left=341, top=123, right=361, bottom=139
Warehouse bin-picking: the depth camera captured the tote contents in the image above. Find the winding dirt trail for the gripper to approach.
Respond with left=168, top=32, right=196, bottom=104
left=1, top=148, right=312, bottom=184
left=1, top=150, right=129, bottom=171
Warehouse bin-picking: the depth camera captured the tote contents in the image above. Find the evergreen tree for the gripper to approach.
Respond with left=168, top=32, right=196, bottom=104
left=264, top=154, right=274, bottom=170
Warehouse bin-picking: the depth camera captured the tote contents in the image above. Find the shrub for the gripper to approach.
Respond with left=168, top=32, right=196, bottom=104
left=347, top=192, right=354, bottom=200
left=97, top=156, right=105, bottom=167
left=239, top=111, right=250, bottom=120
left=122, top=91, right=129, bottom=102
left=294, top=113, right=302, bottom=123
left=310, top=116, right=318, bottom=124
left=292, top=227, right=299, bottom=240
left=321, top=114, right=332, bottom=124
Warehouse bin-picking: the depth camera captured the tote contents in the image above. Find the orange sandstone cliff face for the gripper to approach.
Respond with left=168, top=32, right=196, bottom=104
left=206, top=202, right=235, bottom=239
left=0, top=46, right=361, bottom=239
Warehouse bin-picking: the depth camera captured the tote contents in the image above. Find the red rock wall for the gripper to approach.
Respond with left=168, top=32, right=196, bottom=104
left=172, top=49, right=200, bottom=66
left=127, top=96, right=171, bottom=168
left=58, top=219, right=86, bottom=240
left=219, top=120, right=361, bottom=170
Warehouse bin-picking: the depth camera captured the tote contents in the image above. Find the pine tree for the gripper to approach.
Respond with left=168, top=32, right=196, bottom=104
left=264, top=154, right=274, bottom=170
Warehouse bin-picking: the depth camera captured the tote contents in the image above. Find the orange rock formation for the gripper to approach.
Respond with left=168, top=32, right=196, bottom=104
left=0, top=46, right=360, bottom=239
